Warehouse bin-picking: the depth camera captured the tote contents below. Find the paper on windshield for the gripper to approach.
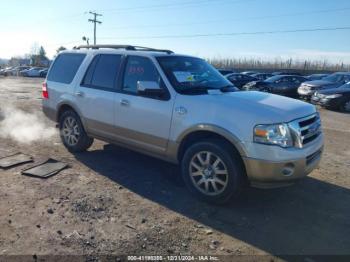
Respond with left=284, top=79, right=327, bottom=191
left=173, top=71, right=195, bottom=82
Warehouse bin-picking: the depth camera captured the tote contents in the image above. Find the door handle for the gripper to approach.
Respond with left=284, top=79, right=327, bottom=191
left=120, top=99, right=130, bottom=106
left=76, top=91, right=84, bottom=97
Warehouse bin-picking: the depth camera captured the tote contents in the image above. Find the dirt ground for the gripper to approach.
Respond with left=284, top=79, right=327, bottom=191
left=0, top=77, right=349, bottom=261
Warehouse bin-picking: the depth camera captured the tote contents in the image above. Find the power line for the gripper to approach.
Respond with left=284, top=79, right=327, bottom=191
left=103, top=6, right=350, bottom=30
left=99, top=26, right=350, bottom=40
left=98, top=0, right=252, bottom=13
left=88, top=11, right=103, bottom=45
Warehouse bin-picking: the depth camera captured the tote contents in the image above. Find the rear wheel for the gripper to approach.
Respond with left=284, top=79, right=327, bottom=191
left=181, top=139, right=245, bottom=204
left=59, top=110, right=93, bottom=152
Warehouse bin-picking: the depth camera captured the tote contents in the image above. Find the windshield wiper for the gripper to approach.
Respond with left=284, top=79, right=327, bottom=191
left=219, top=85, right=237, bottom=92
left=180, top=85, right=237, bottom=95
left=179, top=86, right=217, bottom=94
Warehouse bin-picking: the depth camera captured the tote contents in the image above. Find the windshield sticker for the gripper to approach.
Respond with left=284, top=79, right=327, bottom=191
left=173, top=71, right=195, bottom=82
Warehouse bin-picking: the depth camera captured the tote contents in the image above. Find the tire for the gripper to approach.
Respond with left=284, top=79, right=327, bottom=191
left=59, top=110, right=94, bottom=152
left=181, top=139, right=245, bottom=204
left=339, top=100, right=350, bottom=112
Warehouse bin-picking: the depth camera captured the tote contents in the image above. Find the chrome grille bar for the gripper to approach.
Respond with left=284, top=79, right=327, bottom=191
left=288, top=113, right=322, bottom=148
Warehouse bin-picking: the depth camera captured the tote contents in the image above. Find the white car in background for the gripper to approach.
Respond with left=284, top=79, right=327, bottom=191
left=21, top=67, right=44, bottom=77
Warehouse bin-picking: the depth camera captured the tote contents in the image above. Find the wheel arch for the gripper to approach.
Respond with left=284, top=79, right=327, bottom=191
left=56, top=102, right=87, bottom=128
left=175, top=125, right=247, bottom=162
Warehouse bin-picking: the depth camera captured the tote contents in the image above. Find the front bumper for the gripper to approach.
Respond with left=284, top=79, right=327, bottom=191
left=242, top=135, right=324, bottom=188
left=311, top=96, right=342, bottom=109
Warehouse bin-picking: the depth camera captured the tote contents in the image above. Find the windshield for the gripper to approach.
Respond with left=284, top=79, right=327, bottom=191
left=322, top=73, right=347, bottom=83
left=157, top=56, right=236, bottom=94
left=265, top=75, right=282, bottom=83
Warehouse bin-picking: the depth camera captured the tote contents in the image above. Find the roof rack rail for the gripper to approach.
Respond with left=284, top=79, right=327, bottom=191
left=73, top=45, right=174, bottom=54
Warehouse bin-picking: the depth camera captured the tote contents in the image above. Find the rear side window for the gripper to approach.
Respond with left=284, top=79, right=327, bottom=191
left=48, top=53, right=86, bottom=84
left=82, top=54, right=122, bottom=90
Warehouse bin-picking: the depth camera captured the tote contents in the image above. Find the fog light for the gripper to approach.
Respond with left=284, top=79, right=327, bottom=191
left=282, top=163, right=295, bottom=176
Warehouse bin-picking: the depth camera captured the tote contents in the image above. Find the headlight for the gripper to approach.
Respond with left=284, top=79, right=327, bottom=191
left=324, top=94, right=342, bottom=99
left=254, top=123, right=293, bottom=148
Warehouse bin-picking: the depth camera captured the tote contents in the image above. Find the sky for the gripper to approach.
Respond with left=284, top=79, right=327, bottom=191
left=1, top=0, right=350, bottom=63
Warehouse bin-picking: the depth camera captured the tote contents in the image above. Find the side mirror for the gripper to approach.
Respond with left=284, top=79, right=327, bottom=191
left=137, top=81, right=165, bottom=98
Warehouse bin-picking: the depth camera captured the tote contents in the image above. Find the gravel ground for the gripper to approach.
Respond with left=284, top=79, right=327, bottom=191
left=0, top=77, right=349, bottom=261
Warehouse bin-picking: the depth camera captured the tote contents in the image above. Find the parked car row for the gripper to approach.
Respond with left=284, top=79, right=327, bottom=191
left=217, top=68, right=350, bottom=112
left=0, top=66, right=30, bottom=76
left=297, top=72, right=350, bottom=99
left=0, top=66, right=48, bottom=77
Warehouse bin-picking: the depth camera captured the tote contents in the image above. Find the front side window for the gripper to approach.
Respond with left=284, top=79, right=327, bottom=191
left=122, top=56, right=163, bottom=94
left=342, top=75, right=350, bottom=83
left=292, top=77, right=305, bottom=83
left=48, top=53, right=86, bottom=84
left=228, top=75, right=241, bottom=81
left=157, top=56, right=235, bottom=94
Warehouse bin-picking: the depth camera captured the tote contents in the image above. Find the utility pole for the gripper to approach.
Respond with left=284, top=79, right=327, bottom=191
left=88, top=11, right=102, bottom=45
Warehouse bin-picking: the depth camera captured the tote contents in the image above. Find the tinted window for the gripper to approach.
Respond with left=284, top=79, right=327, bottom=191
left=229, top=75, right=242, bottom=81
left=48, top=53, right=86, bottom=84
left=343, top=75, right=350, bottom=82
left=292, top=76, right=306, bottom=83
left=243, top=75, right=255, bottom=80
left=83, top=54, right=122, bottom=89
left=82, top=55, right=99, bottom=86
left=265, top=76, right=283, bottom=83
left=122, top=56, right=162, bottom=94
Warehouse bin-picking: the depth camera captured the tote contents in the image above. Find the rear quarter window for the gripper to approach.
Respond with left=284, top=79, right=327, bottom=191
left=47, top=53, right=86, bottom=84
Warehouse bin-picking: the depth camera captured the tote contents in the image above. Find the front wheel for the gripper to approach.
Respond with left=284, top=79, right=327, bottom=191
left=59, top=110, right=94, bottom=152
left=181, top=140, right=245, bottom=204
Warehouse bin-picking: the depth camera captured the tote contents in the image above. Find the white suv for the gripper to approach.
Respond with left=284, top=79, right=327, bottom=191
left=42, top=45, right=324, bottom=204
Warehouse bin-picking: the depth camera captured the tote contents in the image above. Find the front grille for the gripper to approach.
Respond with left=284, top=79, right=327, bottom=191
left=289, top=113, right=322, bottom=148
left=301, top=84, right=316, bottom=91
left=299, top=114, right=322, bottom=146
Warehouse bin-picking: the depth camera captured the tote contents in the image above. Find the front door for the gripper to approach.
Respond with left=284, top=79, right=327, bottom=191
left=114, top=55, right=175, bottom=155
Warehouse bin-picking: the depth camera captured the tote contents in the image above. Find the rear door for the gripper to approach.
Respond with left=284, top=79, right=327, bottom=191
left=75, top=54, right=123, bottom=140
left=114, top=55, right=175, bottom=155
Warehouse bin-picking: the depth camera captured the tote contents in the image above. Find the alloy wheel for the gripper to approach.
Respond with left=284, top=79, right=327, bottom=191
left=62, top=116, right=80, bottom=146
left=189, top=151, right=229, bottom=196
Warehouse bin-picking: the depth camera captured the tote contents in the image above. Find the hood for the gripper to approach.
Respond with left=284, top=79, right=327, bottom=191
left=303, top=80, right=336, bottom=88
left=177, top=91, right=317, bottom=142
left=187, top=91, right=316, bottom=124
left=318, top=86, right=350, bottom=95
left=228, top=91, right=315, bottom=122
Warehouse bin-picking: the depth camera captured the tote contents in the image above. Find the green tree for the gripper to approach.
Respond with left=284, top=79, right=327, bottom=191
left=39, top=46, right=47, bottom=59
left=30, top=45, right=48, bottom=66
